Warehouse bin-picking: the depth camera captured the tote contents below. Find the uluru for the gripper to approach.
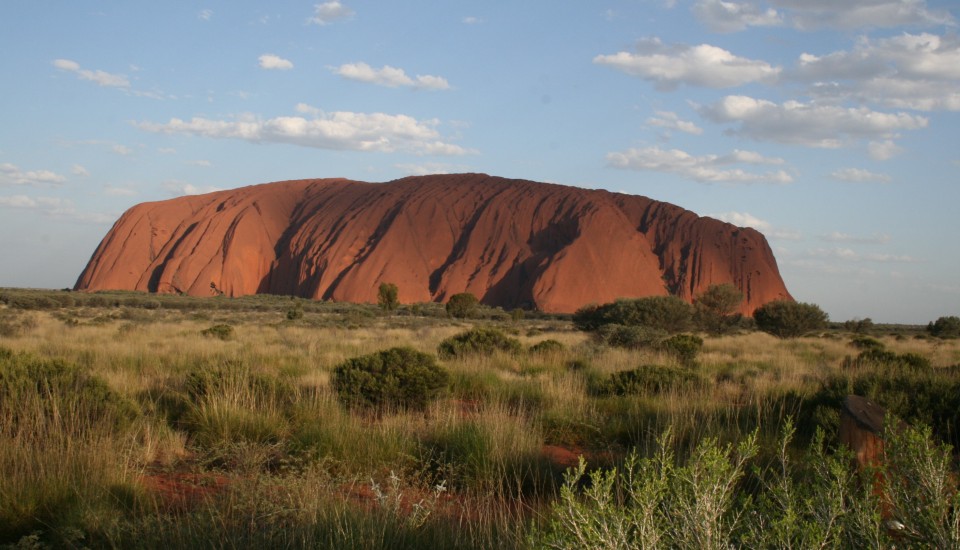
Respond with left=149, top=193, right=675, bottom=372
left=75, top=173, right=792, bottom=314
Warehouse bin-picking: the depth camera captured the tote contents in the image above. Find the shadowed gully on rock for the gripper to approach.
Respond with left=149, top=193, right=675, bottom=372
left=75, top=174, right=792, bottom=313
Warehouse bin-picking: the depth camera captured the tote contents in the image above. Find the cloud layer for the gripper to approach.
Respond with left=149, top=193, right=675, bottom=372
left=332, top=62, right=450, bottom=90
left=607, top=146, right=792, bottom=184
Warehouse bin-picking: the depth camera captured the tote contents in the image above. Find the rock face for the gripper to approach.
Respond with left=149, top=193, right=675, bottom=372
left=75, top=174, right=792, bottom=313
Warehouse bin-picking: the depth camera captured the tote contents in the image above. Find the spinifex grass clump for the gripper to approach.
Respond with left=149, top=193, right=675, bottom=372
left=201, top=323, right=234, bottom=340
left=333, top=347, right=449, bottom=411
left=437, top=327, right=522, bottom=359
left=593, top=364, right=701, bottom=396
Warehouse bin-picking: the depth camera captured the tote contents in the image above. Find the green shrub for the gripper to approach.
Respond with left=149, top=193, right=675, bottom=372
left=333, top=347, right=449, bottom=411
left=573, top=296, right=693, bottom=333
left=849, top=335, right=884, bottom=351
left=593, top=324, right=667, bottom=349
left=0, top=350, right=139, bottom=433
left=286, top=304, right=304, bottom=320
left=445, top=292, right=479, bottom=318
left=377, top=282, right=400, bottom=312
left=200, top=323, right=234, bottom=340
left=528, top=339, right=565, bottom=354
left=437, top=328, right=522, bottom=359
left=753, top=300, right=828, bottom=338
left=842, top=348, right=931, bottom=373
left=657, top=334, right=703, bottom=366
left=594, top=365, right=700, bottom=396
left=693, top=283, right=744, bottom=335
left=927, top=315, right=960, bottom=339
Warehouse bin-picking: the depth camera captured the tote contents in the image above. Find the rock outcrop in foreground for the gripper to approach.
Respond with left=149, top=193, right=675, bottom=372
left=75, top=174, right=792, bottom=313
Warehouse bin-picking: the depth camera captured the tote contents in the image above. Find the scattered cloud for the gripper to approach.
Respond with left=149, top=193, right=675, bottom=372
left=112, top=144, right=133, bottom=156
left=395, top=162, right=473, bottom=176
left=606, top=146, right=792, bottom=184
left=138, top=105, right=471, bottom=156
left=796, top=33, right=960, bottom=112
left=0, top=194, right=113, bottom=224
left=0, top=163, right=66, bottom=186
left=693, top=0, right=783, bottom=33
left=807, top=247, right=918, bottom=263
left=332, top=62, right=450, bottom=90
left=258, top=54, right=294, bottom=70
left=52, top=59, right=129, bottom=88
left=819, top=231, right=891, bottom=244
left=646, top=110, right=704, bottom=135
left=71, top=164, right=89, bottom=177
left=198, top=9, right=213, bottom=21
left=462, top=16, right=483, bottom=24
left=161, top=181, right=223, bottom=196
left=594, top=38, right=781, bottom=90
left=103, top=184, right=137, bottom=197
left=830, top=167, right=891, bottom=183
left=771, top=0, right=954, bottom=30
left=158, top=147, right=177, bottom=155
left=188, top=160, right=212, bottom=167
left=868, top=139, right=903, bottom=160
left=309, top=2, right=353, bottom=25
left=701, top=95, right=927, bottom=148
left=709, top=210, right=802, bottom=239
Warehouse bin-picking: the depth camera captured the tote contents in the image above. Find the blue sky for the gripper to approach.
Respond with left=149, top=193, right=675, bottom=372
left=1, top=1, right=958, bottom=324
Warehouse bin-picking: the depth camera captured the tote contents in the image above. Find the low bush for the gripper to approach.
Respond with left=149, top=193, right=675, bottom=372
left=657, top=334, right=703, bottom=366
left=333, top=347, right=448, bottom=411
left=753, top=300, right=828, bottom=338
left=594, top=365, right=700, bottom=396
left=445, top=292, right=479, bottom=319
left=592, top=324, right=666, bottom=349
left=200, top=323, right=234, bottom=340
left=528, top=339, right=565, bottom=354
left=0, top=349, right=139, bottom=433
left=849, top=335, right=884, bottom=351
left=437, top=328, right=522, bottom=359
left=573, top=296, right=693, bottom=333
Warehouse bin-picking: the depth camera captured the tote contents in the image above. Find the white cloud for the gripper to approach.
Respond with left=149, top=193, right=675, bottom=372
left=796, top=33, right=960, bottom=111
left=198, top=9, right=213, bottom=21
left=771, top=0, right=954, bottom=30
left=868, top=139, right=903, bottom=160
left=103, top=185, right=137, bottom=197
left=71, top=164, right=89, bottom=177
left=395, top=162, right=473, bottom=176
left=333, top=62, right=450, bottom=90
left=138, top=106, right=471, bottom=156
left=112, top=144, right=133, bottom=156
left=258, top=54, right=294, bottom=70
left=646, top=111, right=704, bottom=135
left=158, top=147, right=177, bottom=155
left=819, top=232, right=891, bottom=244
left=808, top=247, right=918, bottom=263
left=189, top=160, right=212, bottom=167
left=0, top=163, right=66, bottom=186
left=52, top=58, right=129, bottom=88
left=710, top=211, right=772, bottom=230
left=830, top=167, right=892, bottom=183
left=462, top=16, right=483, bottom=24
left=162, top=181, right=223, bottom=196
left=606, top=146, right=792, bottom=184
left=309, top=2, right=353, bottom=25
left=709, top=210, right=802, bottom=240
left=594, top=38, right=780, bottom=90
left=701, top=95, right=927, bottom=147
left=693, top=0, right=783, bottom=33
left=0, top=194, right=113, bottom=224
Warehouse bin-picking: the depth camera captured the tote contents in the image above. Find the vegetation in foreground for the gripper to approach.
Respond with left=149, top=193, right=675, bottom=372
left=0, top=287, right=958, bottom=548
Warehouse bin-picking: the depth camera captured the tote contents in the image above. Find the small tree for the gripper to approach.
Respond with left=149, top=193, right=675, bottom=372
left=694, top=283, right=743, bottom=335
left=377, top=282, right=400, bottom=312
left=573, top=296, right=693, bottom=334
left=445, top=292, right=479, bottom=318
left=753, top=300, right=828, bottom=338
left=927, top=316, right=960, bottom=339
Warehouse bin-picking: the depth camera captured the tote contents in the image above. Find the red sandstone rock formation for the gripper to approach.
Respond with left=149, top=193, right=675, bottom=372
left=75, top=174, right=792, bottom=313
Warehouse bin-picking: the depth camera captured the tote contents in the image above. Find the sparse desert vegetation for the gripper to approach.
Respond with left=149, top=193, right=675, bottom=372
left=1, top=288, right=959, bottom=548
